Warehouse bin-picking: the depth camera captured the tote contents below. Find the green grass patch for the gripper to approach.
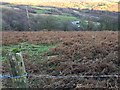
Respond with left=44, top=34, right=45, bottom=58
left=35, top=9, right=47, bottom=14
left=39, top=14, right=78, bottom=22
left=32, top=6, right=53, bottom=14
left=62, top=13, right=72, bottom=16
left=31, top=6, right=52, bottom=10
left=54, top=15, right=77, bottom=21
left=1, top=42, right=56, bottom=61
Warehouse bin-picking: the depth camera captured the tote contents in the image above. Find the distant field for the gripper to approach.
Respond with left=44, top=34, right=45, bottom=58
left=1, top=2, right=119, bottom=31
left=1, top=1, right=119, bottom=12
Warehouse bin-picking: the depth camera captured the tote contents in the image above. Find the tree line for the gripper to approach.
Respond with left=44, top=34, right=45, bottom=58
left=1, top=8, right=119, bottom=31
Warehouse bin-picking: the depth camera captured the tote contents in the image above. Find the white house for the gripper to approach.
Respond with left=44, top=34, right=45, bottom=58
left=72, top=21, right=80, bottom=28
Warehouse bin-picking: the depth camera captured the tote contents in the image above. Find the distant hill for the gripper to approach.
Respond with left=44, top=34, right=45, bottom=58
left=0, top=0, right=119, bottom=12
left=0, top=0, right=119, bottom=2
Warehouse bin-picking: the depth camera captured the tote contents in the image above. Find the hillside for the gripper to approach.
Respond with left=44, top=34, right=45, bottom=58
left=0, top=0, right=119, bottom=12
left=1, top=0, right=119, bottom=2
left=1, top=2, right=119, bottom=31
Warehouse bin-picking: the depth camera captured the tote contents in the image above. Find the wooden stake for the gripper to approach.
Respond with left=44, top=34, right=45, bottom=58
left=8, top=51, right=28, bottom=88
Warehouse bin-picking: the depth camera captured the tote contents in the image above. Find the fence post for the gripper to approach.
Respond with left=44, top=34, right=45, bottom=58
left=8, top=49, right=28, bottom=88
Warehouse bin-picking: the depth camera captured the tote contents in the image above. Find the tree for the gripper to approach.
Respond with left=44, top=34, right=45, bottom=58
left=87, top=21, right=94, bottom=30
left=62, top=20, right=71, bottom=31
left=43, top=16, right=58, bottom=31
left=2, top=8, right=29, bottom=31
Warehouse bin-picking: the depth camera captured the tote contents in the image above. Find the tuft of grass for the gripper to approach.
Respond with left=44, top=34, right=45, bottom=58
left=1, top=42, right=56, bottom=61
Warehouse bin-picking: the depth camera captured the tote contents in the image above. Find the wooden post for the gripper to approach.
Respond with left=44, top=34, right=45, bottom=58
left=8, top=50, right=28, bottom=88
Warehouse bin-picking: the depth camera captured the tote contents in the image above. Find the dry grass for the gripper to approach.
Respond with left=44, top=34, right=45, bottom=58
left=1, top=31, right=118, bottom=45
left=1, top=31, right=119, bottom=88
left=0, top=1, right=118, bottom=12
